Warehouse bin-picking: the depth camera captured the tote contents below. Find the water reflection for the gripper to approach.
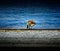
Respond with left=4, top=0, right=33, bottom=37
left=0, top=7, right=60, bottom=29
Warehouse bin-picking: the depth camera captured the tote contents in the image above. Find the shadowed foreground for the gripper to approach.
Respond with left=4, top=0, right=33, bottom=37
left=0, top=30, right=60, bottom=47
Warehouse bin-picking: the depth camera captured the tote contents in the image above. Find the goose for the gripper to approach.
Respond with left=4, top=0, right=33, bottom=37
left=27, top=20, right=36, bottom=29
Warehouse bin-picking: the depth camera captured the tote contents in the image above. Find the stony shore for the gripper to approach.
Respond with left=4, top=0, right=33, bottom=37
left=0, top=30, right=60, bottom=47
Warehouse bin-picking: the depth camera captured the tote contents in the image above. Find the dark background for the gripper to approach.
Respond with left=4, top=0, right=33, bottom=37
left=0, top=0, right=60, bottom=7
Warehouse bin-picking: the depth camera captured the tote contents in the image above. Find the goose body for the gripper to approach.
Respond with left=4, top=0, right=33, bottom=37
left=27, top=20, right=36, bottom=29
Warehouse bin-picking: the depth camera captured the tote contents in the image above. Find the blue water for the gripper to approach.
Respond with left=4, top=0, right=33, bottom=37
left=0, top=7, right=60, bottom=29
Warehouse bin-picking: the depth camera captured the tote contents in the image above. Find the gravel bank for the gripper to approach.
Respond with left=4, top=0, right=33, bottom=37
left=0, top=30, right=60, bottom=47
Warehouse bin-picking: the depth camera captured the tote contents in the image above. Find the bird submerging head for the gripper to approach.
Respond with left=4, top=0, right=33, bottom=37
left=27, top=20, right=36, bottom=29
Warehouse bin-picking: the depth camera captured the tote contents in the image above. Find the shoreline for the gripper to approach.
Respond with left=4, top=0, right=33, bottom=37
left=0, top=29, right=60, bottom=32
left=0, top=29, right=60, bottom=47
